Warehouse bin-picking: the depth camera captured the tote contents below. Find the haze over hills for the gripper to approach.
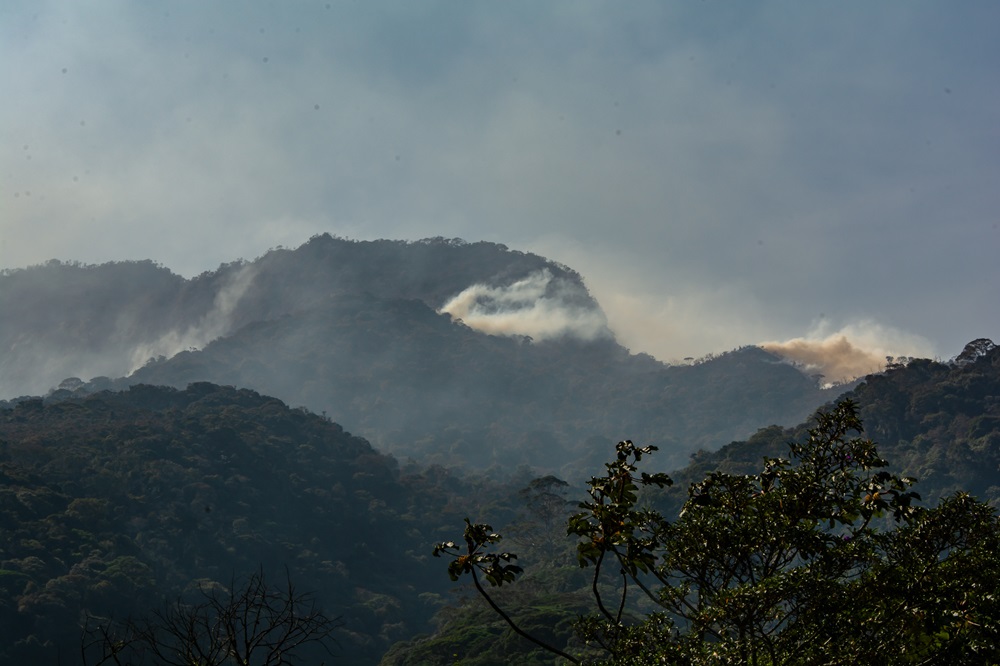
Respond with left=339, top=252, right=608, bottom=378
left=4, top=3, right=998, bottom=661
left=0, top=235, right=599, bottom=398
left=1, top=235, right=849, bottom=472
left=1, top=343, right=997, bottom=665
left=0, top=231, right=996, bottom=664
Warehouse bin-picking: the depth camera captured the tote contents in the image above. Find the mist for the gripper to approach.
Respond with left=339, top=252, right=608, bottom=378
left=438, top=269, right=611, bottom=342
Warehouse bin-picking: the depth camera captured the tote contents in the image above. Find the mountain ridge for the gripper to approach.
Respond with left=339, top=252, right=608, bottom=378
left=2, top=235, right=845, bottom=472
left=0, top=236, right=599, bottom=396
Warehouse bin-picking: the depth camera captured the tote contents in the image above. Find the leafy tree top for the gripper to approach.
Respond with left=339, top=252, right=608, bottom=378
left=436, top=399, right=1000, bottom=665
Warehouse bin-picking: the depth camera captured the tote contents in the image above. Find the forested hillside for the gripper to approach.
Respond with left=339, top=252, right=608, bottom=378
left=670, top=338, right=1000, bottom=507
left=2, top=235, right=845, bottom=472
left=125, top=305, right=841, bottom=475
left=6, top=236, right=995, bottom=663
left=0, top=383, right=526, bottom=664
left=1, top=343, right=996, bottom=663
left=0, top=236, right=583, bottom=398
left=385, top=339, right=1000, bottom=664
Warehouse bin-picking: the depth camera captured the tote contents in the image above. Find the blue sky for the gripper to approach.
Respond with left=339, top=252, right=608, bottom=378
left=2, top=1, right=998, bottom=369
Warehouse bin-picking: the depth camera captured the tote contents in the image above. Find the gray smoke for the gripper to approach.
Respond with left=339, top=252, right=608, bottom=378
left=128, top=263, right=258, bottom=372
left=439, top=269, right=610, bottom=342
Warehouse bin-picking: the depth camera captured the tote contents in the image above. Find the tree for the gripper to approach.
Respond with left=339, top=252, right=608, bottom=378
left=434, top=520, right=580, bottom=664
left=81, top=569, right=341, bottom=666
left=435, top=399, right=1000, bottom=664
left=955, top=338, right=996, bottom=365
left=510, top=475, right=576, bottom=561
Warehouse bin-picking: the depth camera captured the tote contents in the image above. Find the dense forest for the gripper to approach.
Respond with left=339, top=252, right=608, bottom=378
left=668, top=338, right=1000, bottom=507
left=1, top=342, right=996, bottom=663
left=384, top=340, right=1000, bottom=664
left=0, top=383, right=531, bottom=663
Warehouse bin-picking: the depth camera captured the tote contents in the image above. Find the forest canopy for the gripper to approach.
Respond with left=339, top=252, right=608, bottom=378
left=434, top=399, right=1000, bottom=665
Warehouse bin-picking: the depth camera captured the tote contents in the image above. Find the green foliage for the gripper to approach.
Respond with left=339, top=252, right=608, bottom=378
left=435, top=519, right=524, bottom=587
left=0, top=382, right=518, bottom=665
left=568, top=440, right=672, bottom=578
left=380, top=597, right=587, bottom=666
left=438, top=399, right=1000, bottom=664
left=434, top=522, right=581, bottom=664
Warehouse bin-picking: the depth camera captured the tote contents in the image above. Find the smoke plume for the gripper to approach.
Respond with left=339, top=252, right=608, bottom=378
left=439, top=269, right=611, bottom=342
left=761, top=321, right=934, bottom=385
left=128, top=263, right=258, bottom=372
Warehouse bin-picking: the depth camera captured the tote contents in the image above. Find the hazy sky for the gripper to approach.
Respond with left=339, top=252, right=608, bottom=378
left=3, top=1, right=998, bottom=366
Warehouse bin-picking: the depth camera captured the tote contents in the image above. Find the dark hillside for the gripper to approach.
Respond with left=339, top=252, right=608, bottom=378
left=125, top=298, right=841, bottom=475
left=665, top=339, right=1000, bottom=508
left=238, top=235, right=591, bottom=315
left=0, top=383, right=515, bottom=664
left=0, top=260, right=185, bottom=396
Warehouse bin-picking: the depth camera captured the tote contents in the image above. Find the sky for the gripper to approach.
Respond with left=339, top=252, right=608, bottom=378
left=2, top=1, right=998, bottom=372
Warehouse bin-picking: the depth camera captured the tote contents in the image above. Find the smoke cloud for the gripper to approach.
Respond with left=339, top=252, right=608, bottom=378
left=439, top=269, right=611, bottom=342
left=761, top=321, right=935, bottom=385
left=128, top=264, right=258, bottom=372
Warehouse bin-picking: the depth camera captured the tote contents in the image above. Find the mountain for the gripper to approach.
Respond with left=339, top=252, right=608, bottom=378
left=0, top=236, right=587, bottom=398
left=1, top=235, right=845, bottom=473
left=0, top=382, right=528, bottom=664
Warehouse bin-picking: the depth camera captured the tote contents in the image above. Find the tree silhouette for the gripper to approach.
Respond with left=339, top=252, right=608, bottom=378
left=82, top=569, right=341, bottom=666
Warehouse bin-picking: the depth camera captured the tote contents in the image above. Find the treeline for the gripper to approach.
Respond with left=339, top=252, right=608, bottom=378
left=126, top=317, right=841, bottom=476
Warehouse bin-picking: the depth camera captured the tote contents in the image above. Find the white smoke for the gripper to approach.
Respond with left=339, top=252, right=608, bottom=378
left=439, top=269, right=610, bottom=342
left=128, top=263, right=258, bottom=372
left=760, top=320, right=935, bottom=385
